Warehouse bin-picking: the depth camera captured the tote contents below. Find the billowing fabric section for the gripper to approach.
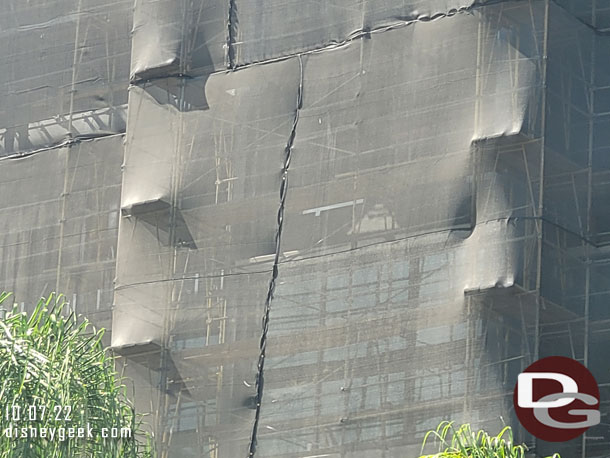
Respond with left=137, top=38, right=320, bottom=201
left=130, top=0, right=228, bottom=80
left=0, top=0, right=132, bottom=156
left=253, top=3, right=545, bottom=456
left=112, top=59, right=303, bottom=456
left=0, top=136, right=123, bottom=332
left=114, top=59, right=301, bottom=347
left=280, top=2, right=542, bottom=261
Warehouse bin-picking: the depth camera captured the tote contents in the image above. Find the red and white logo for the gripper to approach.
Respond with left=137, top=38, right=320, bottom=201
left=513, top=356, right=600, bottom=442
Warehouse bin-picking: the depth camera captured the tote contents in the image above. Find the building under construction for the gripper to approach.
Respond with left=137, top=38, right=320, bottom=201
left=1, top=0, right=609, bottom=456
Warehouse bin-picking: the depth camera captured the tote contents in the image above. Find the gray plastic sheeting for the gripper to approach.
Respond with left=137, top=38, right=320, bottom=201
left=0, top=136, right=123, bottom=331
left=130, top=0, right=492, bottom=75
left=111, top=0, right=610, bottom=457
left=0, top=0, right=132, bottom=156
left=1, top=0, right=610, bottom=457
left=130, top=0, right=227, bottom=80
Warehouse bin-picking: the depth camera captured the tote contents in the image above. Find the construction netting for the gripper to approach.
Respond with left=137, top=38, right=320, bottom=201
left=1, top=0, right=609, bottom=457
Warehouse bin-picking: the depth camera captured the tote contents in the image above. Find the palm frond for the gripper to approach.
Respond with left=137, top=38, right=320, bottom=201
left=419, top=421, right=561, bottom=458
left=0, top=292, right=155, bottom=458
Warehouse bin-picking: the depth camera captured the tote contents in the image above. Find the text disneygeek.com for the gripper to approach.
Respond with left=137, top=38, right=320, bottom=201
left=2, top=405, right=131, bottom=441
left=3, top=424, right=132, bottom=441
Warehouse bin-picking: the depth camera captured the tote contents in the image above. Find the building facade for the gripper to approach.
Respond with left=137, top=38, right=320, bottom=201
left=1, top=0, right=609, bottom=457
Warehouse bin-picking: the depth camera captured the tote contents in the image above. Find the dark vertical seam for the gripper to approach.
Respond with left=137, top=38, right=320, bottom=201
left=227, top=0, right=237, bottom=69
left=246, top=55, right=304, bottom=458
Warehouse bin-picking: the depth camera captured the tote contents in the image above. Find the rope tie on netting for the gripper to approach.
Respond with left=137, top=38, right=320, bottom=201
left=247, top=55, right=303, bottom=458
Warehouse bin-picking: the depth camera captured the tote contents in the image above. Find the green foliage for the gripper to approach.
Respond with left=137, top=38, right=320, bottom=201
left=0, top=292, right=154, bottom=458
left=419, top=422, right=560, bottom=458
